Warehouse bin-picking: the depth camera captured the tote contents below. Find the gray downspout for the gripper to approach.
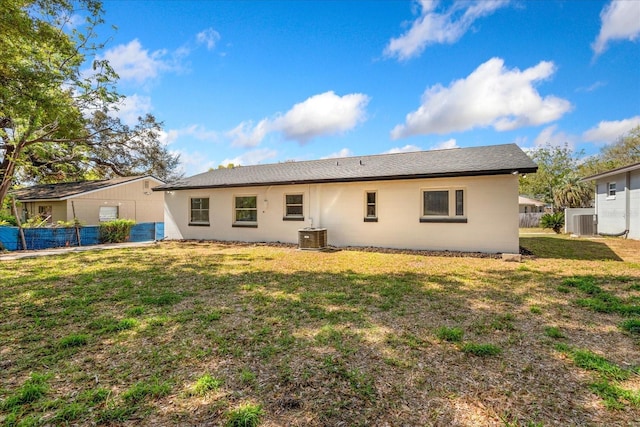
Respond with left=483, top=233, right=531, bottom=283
left=625, top=171, right=631, bottom=235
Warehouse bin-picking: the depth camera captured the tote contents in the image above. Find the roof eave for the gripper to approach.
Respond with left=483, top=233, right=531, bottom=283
left=13, top=176, right=165, bottom=200
left=14, top=197, right=65, bottom=203
left=579, top=162, right=640, bottom=182
left=153, top=167, right=537, bottom=192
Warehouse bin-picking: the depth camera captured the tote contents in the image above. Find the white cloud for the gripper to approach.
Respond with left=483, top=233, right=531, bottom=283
left=384, top=144, right=422, bottom=154
left=582, top=116, right=640, bottom=143
left=533, top=125, right=577, bottom=149
left=390, top=57, right=572, bottom=139
left=98, top=39, right=178, bottom=84
left=272, top=91, right=370, bottom=143
left=111, top=94, right=153, bottom=126
left=322, top=148, right=354, bottom=159
left=60, top=13, right=84, bottom=30
left=158, top=125, right=219, bottom=146
left=226, top=119, right=270, bottom=148
left=180, top=124, right=220, bottom=142
left=158, top=129, right=180, bottom=146
left=384, top=0, right=509, bottom=61
left=576, top=81, right=607, bottom=93
left=226, top=91, right=370, bottom=146
left=510, top=136, right=529, bottom=148
left=175, top=150, right=218, bottom=175
left=592, top=0, right=640, bottom=56
left=196, top=28, right=221, bottom=50
left=221, top=148, right=278, bottom=167
left=431, top=139, right=458, bottom=150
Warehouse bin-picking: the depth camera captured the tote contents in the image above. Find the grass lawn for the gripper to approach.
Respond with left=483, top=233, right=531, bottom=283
left=1, top=235, right=639, bottom=426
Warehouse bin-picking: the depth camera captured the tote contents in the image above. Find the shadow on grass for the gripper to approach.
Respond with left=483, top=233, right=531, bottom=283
left=520, top=236, right=623, bottom=261
left=2, top=245, right=637, bottom=426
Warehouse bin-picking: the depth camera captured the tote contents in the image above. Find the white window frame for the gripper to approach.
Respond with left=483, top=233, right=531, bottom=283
left=234, top=195, right=258, bottom=227
left=189, top=197, right=210, bottom=226
left=99, top=206, right=119, bottom=222
left=420, top=188, right=467, bottom=223
left=364, top=191, right=377, bottom=222
left=607, top=182, right=616, bottom=199
left=283, top=193, right=304, bottom=221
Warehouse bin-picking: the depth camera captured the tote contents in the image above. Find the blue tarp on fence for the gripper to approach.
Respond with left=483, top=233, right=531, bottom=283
left=0, top=222, right=163, bottom=252
left=0, top=227, right=19, bottom=251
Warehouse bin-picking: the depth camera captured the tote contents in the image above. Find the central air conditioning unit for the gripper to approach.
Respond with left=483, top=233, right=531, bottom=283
left=298, top=228, right=328, bottom=250
left=573, top=214, right=597, bottom=236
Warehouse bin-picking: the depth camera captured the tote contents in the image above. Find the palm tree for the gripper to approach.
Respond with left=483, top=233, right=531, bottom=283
left=553, top=177, right=592, bottom=210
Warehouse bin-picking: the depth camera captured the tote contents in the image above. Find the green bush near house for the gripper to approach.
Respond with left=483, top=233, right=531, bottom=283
left=540, top=212, right=565, bottom=234
left=0, top=211, right=17, bottom=226
left=98, top=219, right=136, bottom=243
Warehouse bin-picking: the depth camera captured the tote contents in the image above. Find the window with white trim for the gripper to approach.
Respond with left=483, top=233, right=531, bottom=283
left=420, top=188, right=466, bottom=223
left=99, top=206, right=119, bottom=222
left=607, top=182, right=616, bottom=198
left=284, top=194, right=304, bottom=220
left=234, top=195, right=257, bottom=226
left=190, top=198, right=209, bottom=225
left=364, top=191, right=377, bottom=222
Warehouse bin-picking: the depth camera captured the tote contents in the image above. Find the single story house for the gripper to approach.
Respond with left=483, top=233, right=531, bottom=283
left=11, top=176, right=165, bottom=225
left=154, top=144, right=537, bottom=253
left=518, top=196, right=546, bottom=213
left=580, top=162, right=640, bottom=240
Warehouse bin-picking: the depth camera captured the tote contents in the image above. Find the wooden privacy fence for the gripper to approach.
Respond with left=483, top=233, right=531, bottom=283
left=0, top=222, right=164, bottom=251
left=519, top=213, right=544, bottom=228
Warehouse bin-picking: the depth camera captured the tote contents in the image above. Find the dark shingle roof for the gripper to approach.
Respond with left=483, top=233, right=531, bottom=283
left=12, top=176, right=158, bottom=201
left=155, top=144, right=537, bottom=191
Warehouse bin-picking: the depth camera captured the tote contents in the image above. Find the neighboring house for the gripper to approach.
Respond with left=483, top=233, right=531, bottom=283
left=154, top=144, right=537, bottom=253
left=518, top=196, right=547, bottom=228
left=518, top=196, right=546, bottom=213
left=12, top=176, right=165, bottom=225
left=581, top=162, right=640, bottom=240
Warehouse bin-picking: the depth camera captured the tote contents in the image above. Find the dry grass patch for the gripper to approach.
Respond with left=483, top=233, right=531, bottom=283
left=1, top=237, right=639, bottom=426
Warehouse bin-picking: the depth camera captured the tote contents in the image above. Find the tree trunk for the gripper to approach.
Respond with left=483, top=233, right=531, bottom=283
left=0, top=145, right=19, bottom=207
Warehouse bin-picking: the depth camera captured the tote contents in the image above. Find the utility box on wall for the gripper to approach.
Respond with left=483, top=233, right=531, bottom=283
left=298, top=228, right=328, bottom=250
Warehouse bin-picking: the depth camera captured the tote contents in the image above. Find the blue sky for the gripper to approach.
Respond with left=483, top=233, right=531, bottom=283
left=95, top=0, right=640, bottom=176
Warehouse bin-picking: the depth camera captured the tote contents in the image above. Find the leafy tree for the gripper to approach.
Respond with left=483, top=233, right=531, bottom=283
left=16, top=111, right=181, bottom=184
left=216, top=163, right=237, bottom=170
left=0, top=0, right=180, bottom=207
left=580, top=126, right=640, bottom=176
left=519, top=143, right=590, bottom=210
left=553, top=176, right=593, bottom=210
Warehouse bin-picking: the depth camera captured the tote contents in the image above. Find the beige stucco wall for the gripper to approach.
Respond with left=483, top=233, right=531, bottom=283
left=163, top=174, right=520, bottom=253
left=23, top=201, right=67, bottom=224
left=65, top=178, right=165, bottom=224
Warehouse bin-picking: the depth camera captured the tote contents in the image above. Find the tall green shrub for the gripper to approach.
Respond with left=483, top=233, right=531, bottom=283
left=99, top=219, right=136, bottom=243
